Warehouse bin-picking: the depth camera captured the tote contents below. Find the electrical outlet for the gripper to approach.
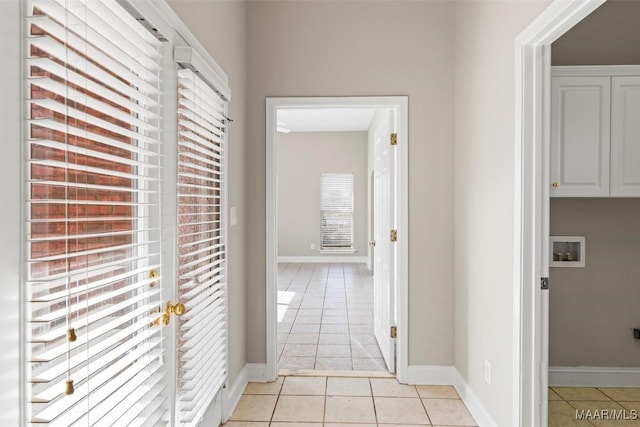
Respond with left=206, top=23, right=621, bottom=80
left=310, top=243, right=316, bottom=250
left=484, top=359, right=492, bottom=385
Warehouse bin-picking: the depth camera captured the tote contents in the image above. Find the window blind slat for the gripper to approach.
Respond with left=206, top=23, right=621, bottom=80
left=29, top=292, right=160, bottom=361
left=27, top=34, right=158, bottom=99
left=178, top=85, right=225, bottom=116
left=30, top=118, right=160, bottom=158
left=30, top=311, right=159, bottom=381
left=179, top=262, right=225, bottom=291
left=179, top=129, right=225, bottom=151
left=27, top=32, right=158, bottom=107
left=36, top=0, right=161, bottom=68
left=30, top=100, right=158, bottom=147
left=321, top=174, right=354, bottom=248
left=28, top=261, right=158, bottom=302
left=176, top=68, right=228, bottom=426
left=25, top=1, right=167, bottom=425
left=28, top=70, right=158, bottom=128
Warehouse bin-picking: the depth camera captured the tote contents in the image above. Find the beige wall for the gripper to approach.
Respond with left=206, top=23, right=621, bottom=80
left=552, top=0, right=640, bottom=66
left=549, top=199, right=640, bottom=367
left=247, top=0, right=456, bottom=366
left=168, top=0, right=247, bottom=385
left=277, top=131, right=368, bottom=257
left=454, top=1, right=549, bottom=425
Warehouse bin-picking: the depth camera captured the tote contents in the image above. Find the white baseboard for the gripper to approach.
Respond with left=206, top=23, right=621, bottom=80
left=404, top=365, right=456, bottom=385
left=222, top=363, right=272, bottom=422
left=453, top=370, right=498, bottom=427
left=404, top=365, right=497, bottom=427
left=222, top=365, right=249, bottom=422
left=549, top=366, right=640, bottom=387
left=247, top=363, right=271, bottom=382
left=278, top=256, right=368, bottom=263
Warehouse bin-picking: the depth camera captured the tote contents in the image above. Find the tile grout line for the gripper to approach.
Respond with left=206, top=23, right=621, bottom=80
left=416, top=385, right=434, bottom=426
left=368, top=376, right=379, bottom=425
left=323, top=376, right=328, bottom=424
left=314, top=263, right=328, bottom=369
left=343, top=263, right=355, bottom=370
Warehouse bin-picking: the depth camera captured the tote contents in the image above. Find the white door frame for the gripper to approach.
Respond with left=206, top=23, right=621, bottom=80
left=265, top=96, right=409, bottom=382
left=514, top=1, right=605, bottom=426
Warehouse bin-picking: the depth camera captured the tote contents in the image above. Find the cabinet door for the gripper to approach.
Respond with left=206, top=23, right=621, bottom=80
left=550, top=76, right=611, bottom=197
left=611, top=76, right=640, bottom=197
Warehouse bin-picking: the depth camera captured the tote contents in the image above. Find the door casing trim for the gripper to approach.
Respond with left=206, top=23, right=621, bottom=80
left=514, top=1, right=605, bottom=425
left=265, top=96, right=408, bottom=382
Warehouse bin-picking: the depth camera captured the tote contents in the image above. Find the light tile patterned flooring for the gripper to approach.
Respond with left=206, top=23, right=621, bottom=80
left=549, top=387, right=640, bottom=426
left=226, top=376, right=478, bottom=427
left=277, top=263, right=385, bottom=371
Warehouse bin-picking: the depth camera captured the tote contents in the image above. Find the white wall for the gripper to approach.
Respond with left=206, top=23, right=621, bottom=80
left=454, top=1, right=549, bottom=425
left=277, top=131, right=368, bottom=258
left=168, top=0, right=248, bottom=386
left=246, top=0, right=456, bottom=367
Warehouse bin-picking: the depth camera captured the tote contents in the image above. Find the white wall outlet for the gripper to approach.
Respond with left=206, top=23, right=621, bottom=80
left=484, top=359, right=492, bottom=385
left=310, top=243, right=316, bottom=250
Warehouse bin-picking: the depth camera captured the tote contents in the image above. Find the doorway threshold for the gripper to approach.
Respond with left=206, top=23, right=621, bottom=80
left=279, top=369, right=394, bottom=378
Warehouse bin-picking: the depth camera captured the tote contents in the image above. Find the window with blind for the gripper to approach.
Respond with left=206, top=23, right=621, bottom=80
left=25, top=0, right=166, bottom=425
left=320, top=173, right=354, bottom=249
left=175, top=68, right=228, bottom=426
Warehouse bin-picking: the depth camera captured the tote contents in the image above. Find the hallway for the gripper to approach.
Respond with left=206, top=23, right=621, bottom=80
left=277, top=263, right=386, bottom=371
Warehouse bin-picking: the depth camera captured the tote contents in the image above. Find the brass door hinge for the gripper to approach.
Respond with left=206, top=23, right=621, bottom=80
left=390, top=229, right=397, bottom=242
left=390, top=133, right=398, bottom=146
left=390, top=326, right=397, bottom=338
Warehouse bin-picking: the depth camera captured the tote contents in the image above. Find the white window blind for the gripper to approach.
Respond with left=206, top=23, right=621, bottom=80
left=25, top=0, right=166, bottom=425
left=176, top=68, right=228, bottom=426
left=321, top=173, right=354, bottom=249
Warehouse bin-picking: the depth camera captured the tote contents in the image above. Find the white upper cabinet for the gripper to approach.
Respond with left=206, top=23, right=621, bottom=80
left=611, top=76, right=640, bottom=197
left=551, top=67, right=640, bottom=198
left=550, top=76, right=611, bottom=197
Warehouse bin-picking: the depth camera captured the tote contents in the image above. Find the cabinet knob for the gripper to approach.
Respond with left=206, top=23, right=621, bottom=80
left=552, top=182, right=559, bottom=188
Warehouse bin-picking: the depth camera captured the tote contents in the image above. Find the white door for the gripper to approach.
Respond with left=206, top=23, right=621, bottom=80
left=550, top=76, right=611, bottom=197
left=22, top=1, right=177, bottom=424
left=373, top=110, right=397, bottom=373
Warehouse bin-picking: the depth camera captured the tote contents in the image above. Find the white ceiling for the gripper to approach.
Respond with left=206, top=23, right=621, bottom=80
left=277, top=108, right=379, bottom=133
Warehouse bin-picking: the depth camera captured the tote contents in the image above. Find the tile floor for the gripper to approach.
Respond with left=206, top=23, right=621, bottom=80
left=277, top=263, right=386, bottom=371
left=227, top=376, right=478, bottom=427
left=549, top=387, right=640, bottom=426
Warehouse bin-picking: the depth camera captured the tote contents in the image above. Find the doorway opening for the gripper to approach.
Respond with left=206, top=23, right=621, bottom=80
left=265, top=97, right=408, bottom=381
left=515, top=1, right=607, bottom=425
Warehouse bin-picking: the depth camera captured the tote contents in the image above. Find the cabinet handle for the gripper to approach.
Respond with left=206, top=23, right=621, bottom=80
left=552, top=182, right=559, bottom=188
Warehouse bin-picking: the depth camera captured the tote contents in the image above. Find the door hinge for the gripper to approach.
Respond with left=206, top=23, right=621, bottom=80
left=390, top=133, right=397, bottom=146
left=390, top=326, right=397, bottom=338
left=541, top=277, right=549, bottom=290
left=390, top=229, right=397, bottom=242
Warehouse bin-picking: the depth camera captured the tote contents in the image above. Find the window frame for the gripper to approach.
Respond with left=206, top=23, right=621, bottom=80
left=320, top=172, right=355, bottom=252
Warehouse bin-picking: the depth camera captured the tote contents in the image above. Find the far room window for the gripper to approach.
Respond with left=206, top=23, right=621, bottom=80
left=320, top=173, right=354, bottom=250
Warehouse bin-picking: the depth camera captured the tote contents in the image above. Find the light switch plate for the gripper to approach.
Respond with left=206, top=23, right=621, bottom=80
left=229, top=206, right=237, bottom=226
